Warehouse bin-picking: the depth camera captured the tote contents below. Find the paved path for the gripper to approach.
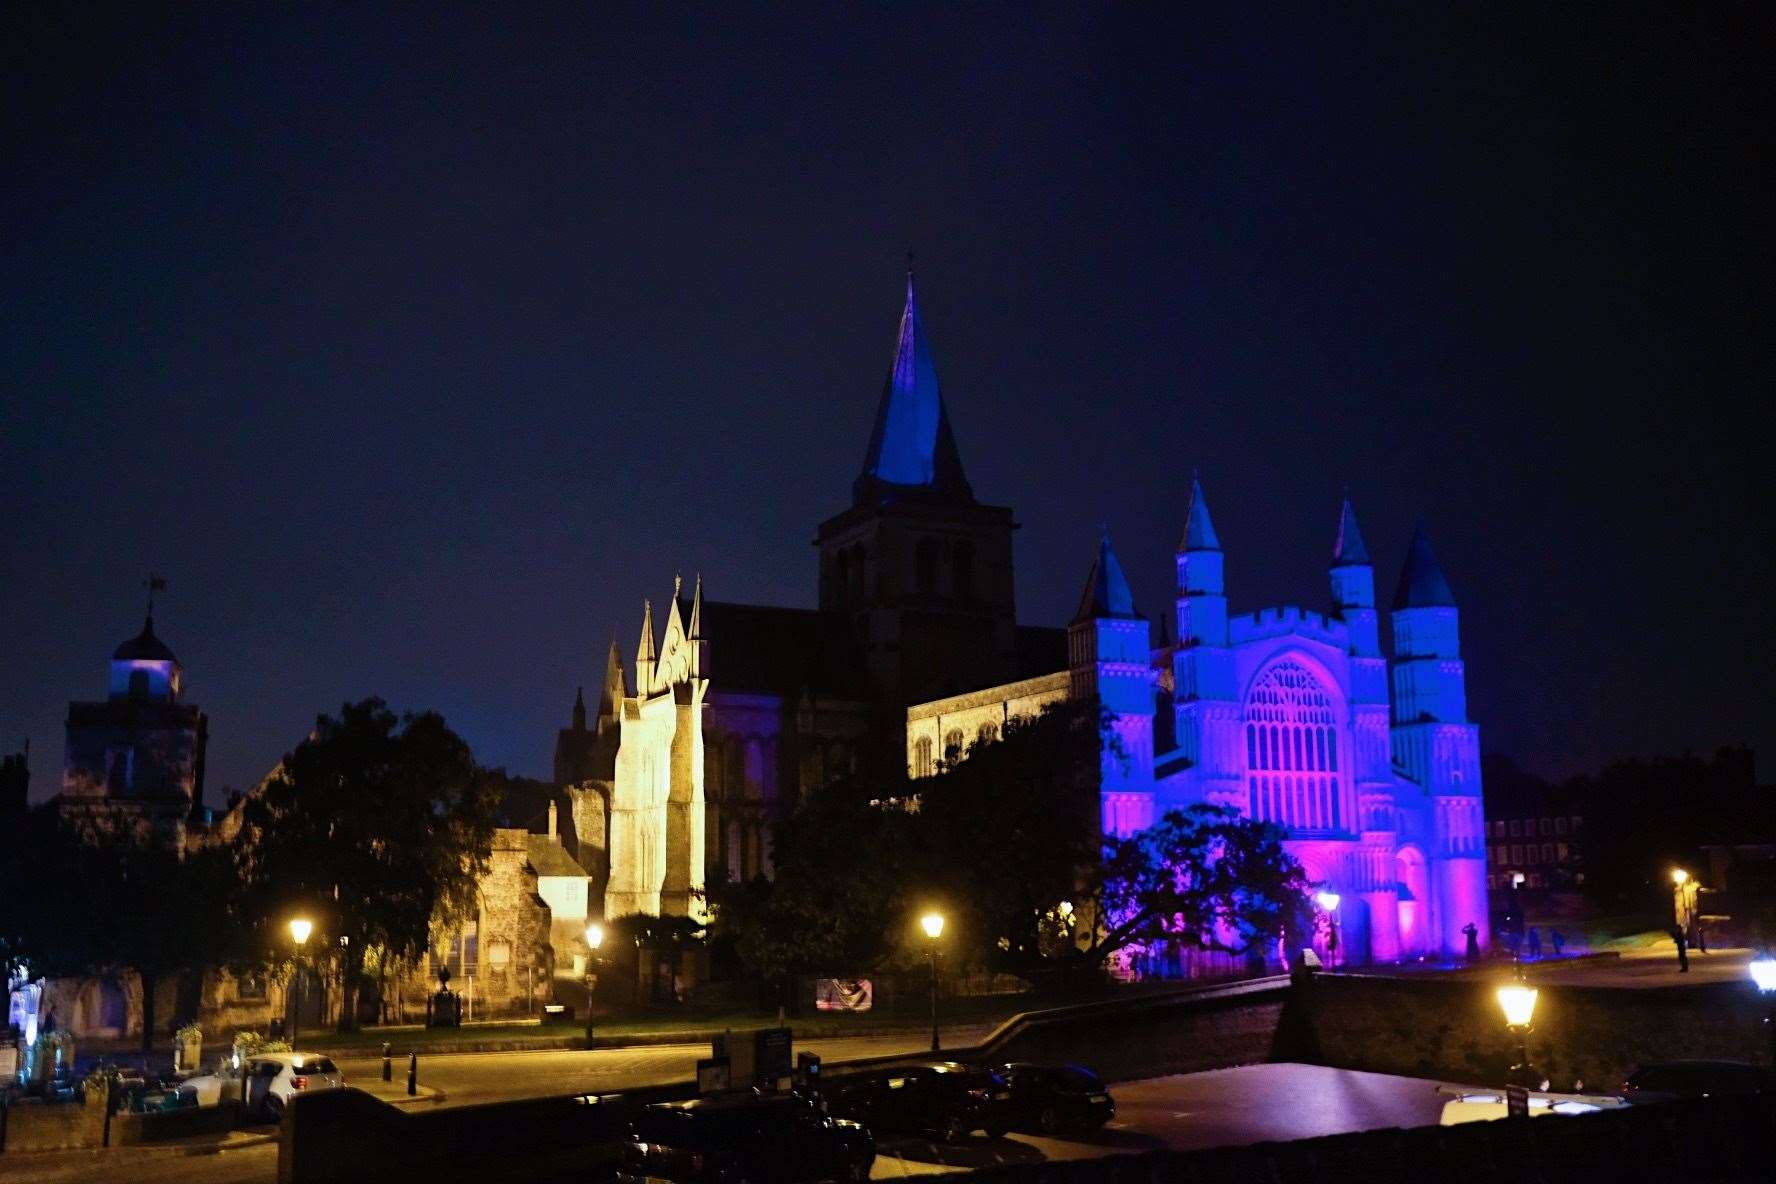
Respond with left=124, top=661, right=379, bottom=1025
left=0, top=1063, right=1460, bottom=1184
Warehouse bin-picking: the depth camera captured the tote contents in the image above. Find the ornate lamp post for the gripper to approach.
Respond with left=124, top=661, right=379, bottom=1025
left=1749, top=955, right=1776, bottom=1066
left=1315, top=891, right=1342, bottom=969
left=1495, top=979, right=1539, bottom=1101
left=921, top=912, right=945, bottom=1053
left=584, top=923, right=605, bottom=1048
left=1672, top=868, right=1698, bottom=939
left=288, top=918, right=313, bottom=1048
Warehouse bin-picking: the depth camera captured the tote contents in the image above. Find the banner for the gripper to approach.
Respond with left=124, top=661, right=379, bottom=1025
left=814, top=978, right=873, bottom=1011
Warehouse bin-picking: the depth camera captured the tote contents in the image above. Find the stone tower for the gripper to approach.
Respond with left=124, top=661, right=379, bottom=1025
left=1170, top=478, right=1243, bottom=813
left=1389, top=526, right=1487, bottom=957
left=815, top=271, right=1019, bottom=707
left=1068, top=531, right=1156, bottom=836
left=59, top=612, right=208, bottom=835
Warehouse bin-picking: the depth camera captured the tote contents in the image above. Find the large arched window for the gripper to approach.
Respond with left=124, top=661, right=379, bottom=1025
left=913, top=736, right=934, bottom=778
left=1243, top=657, right=1346, bottom=832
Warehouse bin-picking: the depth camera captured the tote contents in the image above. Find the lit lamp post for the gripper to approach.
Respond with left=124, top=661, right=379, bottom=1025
left=584, top=923, right=604, bottom=1047
left=1749, top=955, right=1776, bottom=1066
left=921, top=912, right=944, bottom=1053
left=1496, top=980, right=1539, bottom=1098
left=1315, top=891, right=1342, bottom=969
left=1672, top=869, right=1697, bottom=939
left=288, top=918, right=313, bottom=1049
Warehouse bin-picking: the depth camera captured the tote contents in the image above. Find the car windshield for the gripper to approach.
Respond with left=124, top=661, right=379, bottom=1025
left=1053, top=1067, right=1102, bottom=1091
left=290, top=1057, right=336, bottom=1075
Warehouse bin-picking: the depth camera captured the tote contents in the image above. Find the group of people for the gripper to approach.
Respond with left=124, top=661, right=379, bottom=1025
left=1499, top=924, right=1566, bottom=961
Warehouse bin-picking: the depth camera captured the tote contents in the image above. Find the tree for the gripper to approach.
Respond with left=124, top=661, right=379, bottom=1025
left=235, top=698, right=499, bottom=1031
left=7, top=805, right=235, bottom=1051
left=915, top=701, right=1107, bottom=969
left=706, top=774, right=921, bottom=986
left=1086, top=804, right=1314, bottom=967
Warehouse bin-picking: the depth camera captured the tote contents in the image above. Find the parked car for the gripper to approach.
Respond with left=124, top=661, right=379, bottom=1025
left=622, top=1090, right=874, bottom=1184
left=1621, top=1060, right=1776, bottom=1103
left=824, top=1061, right=1011, bottom=1142
left=998, top=1062, right=1115, bottom=1135
left=182, top=1053, right=344, bottom=1119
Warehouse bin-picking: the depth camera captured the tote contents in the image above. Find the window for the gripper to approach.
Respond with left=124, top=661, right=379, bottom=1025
left=1242, top=658, right=1344, bottom=831
left=1555, top=817, right=1568, bottom=835
left=1510, top=845, right=1522, bottom=862
left=1541, top=843, right=1554, bottom=863
left=1539, top=818, right=1552, bottom=836
left=952, top=541, right=974, bottom=601
left=236, top=973, right=267, bottom=1001
left=916, top=537, right=939, bottom=596
left=1509, top=819, right=1521, bottom=838
left=943, top=730, right=965, bottom=762
left=106, top=746, right=133, bottom=793
left=978, top=722, right=998, bottom=745
left=913, top=737, right=934, bottom=779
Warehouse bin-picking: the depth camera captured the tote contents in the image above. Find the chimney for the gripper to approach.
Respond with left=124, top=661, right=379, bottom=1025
left=547, top=799, right=558, bottom=839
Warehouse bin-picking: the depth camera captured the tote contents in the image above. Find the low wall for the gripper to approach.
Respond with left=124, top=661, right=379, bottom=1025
left=111, top=1099, right=242, bottom=1145
left=1300, top=973, right=1767, bottom=1089
left=0, top=1098, right=104, bottom=1152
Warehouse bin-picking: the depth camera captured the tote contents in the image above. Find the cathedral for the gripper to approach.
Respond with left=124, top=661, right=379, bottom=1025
left=557, top=271, right=1489, bottom=965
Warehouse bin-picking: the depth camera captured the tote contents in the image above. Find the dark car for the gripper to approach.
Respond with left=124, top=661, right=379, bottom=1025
left=622, top=1091, right=874, bottom=1184
left=1621, top=1060, right=1776, bottom=1103
left=824, top=1061, right=1012, bottom=1142
left=999, top=1063, right=1114, bottom=1135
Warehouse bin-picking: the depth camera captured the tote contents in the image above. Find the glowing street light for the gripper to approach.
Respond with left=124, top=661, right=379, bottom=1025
left=288, top=918, right=314, bottom=1050
left=921, top=912, right=945, bottom=1051
left=1496, top=980, right=1539, bottom=1098
left=584, top=923, right=605, bottom=1046
left=1672, top=868, right=1689, bottom=886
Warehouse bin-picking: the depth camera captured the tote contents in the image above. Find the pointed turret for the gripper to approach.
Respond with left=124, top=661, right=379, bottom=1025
left=1330, top=496, right=1370, bottom=567
left=852, top=270, right=974, bottom=506
left=1178, top=476, right=1221, bottom=553
left=636, top=599, right=657, bottom=680
left=1071, top=530, right=1144, bottom=625
left=600, top=641, right=626, bottom=715
left=571, top=686, right=587, bottom=732
left=688, top=574, right=703, bottom=638
left=1392, top=525, right=1457, bottom=610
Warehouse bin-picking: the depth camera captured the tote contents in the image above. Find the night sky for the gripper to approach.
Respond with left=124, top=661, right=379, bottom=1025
left=4, top=6, right=1768, bottom=804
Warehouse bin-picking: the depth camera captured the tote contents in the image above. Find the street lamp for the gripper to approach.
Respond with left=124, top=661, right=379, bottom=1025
left=584, top=923, right=605, bottom=1047
left=1315, top=892, right=1342, bottom=969
left=1750, top=956, right=1776, bottom=1066
left=288, top=918, right=313, bottom=1049
left=920, top=912, right=944, bottom=1053
left=1496, top=980, right=1539, bottom=1096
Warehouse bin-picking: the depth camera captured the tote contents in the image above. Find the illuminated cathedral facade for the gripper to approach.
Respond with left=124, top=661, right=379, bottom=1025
left=561, top=271, right=1488, bottom=965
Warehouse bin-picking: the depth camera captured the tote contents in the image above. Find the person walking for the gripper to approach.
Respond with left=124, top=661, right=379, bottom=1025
left=1671, top=924, right=1690, bottom=972
left=1462, top=922, right=1480, bottom=963
left=1550, top=929, right=1566, bottom=957
left=1526, top=927, right=1543, bottom=959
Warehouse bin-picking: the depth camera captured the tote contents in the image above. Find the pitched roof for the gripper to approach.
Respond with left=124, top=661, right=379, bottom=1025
left=113, top=616, right=178, bottom=663
left=1071, top=531, right=1145, bottom=624
left=1392, top=525, right=1458, bottom=610
left=1178, top=477, right=1221, bottom=552
left=1330, top=496, right=1371, bottom=567
left=526, top=833, right=590, bottom=879
left=852, top=272, right=974, bottom=507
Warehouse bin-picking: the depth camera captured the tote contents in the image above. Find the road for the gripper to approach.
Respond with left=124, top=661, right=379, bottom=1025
left=332, top=1028, right=996, bottom=1107
left=1, top=1062, right=1458, bottom=1184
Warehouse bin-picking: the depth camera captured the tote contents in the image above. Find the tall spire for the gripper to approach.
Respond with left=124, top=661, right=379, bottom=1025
left=1392, top=524, right=1457, bottom=610
left=688, top=573, right=703, bottom=638
left=1071, top=530, right=1144, bottom=624
left=601, top=641, right=626, bottom=713
left=1178, top=475, right=1221, bottom=552
left=853, top=269, right=974, bottom=506
left=571, top=686, right=587, bottom=731
left=1330, top=495, right=1370, bottom=567
left=637, top=599, right=657, bottom=671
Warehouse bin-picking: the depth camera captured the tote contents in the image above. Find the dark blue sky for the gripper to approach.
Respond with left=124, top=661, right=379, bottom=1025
left=4, top=5, right=1768, bottom=801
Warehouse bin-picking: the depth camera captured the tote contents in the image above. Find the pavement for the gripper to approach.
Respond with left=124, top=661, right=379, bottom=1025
left=1510, top=945, right=1754, bottom=989
left=0, top=1062, right=1462, bottom=1184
